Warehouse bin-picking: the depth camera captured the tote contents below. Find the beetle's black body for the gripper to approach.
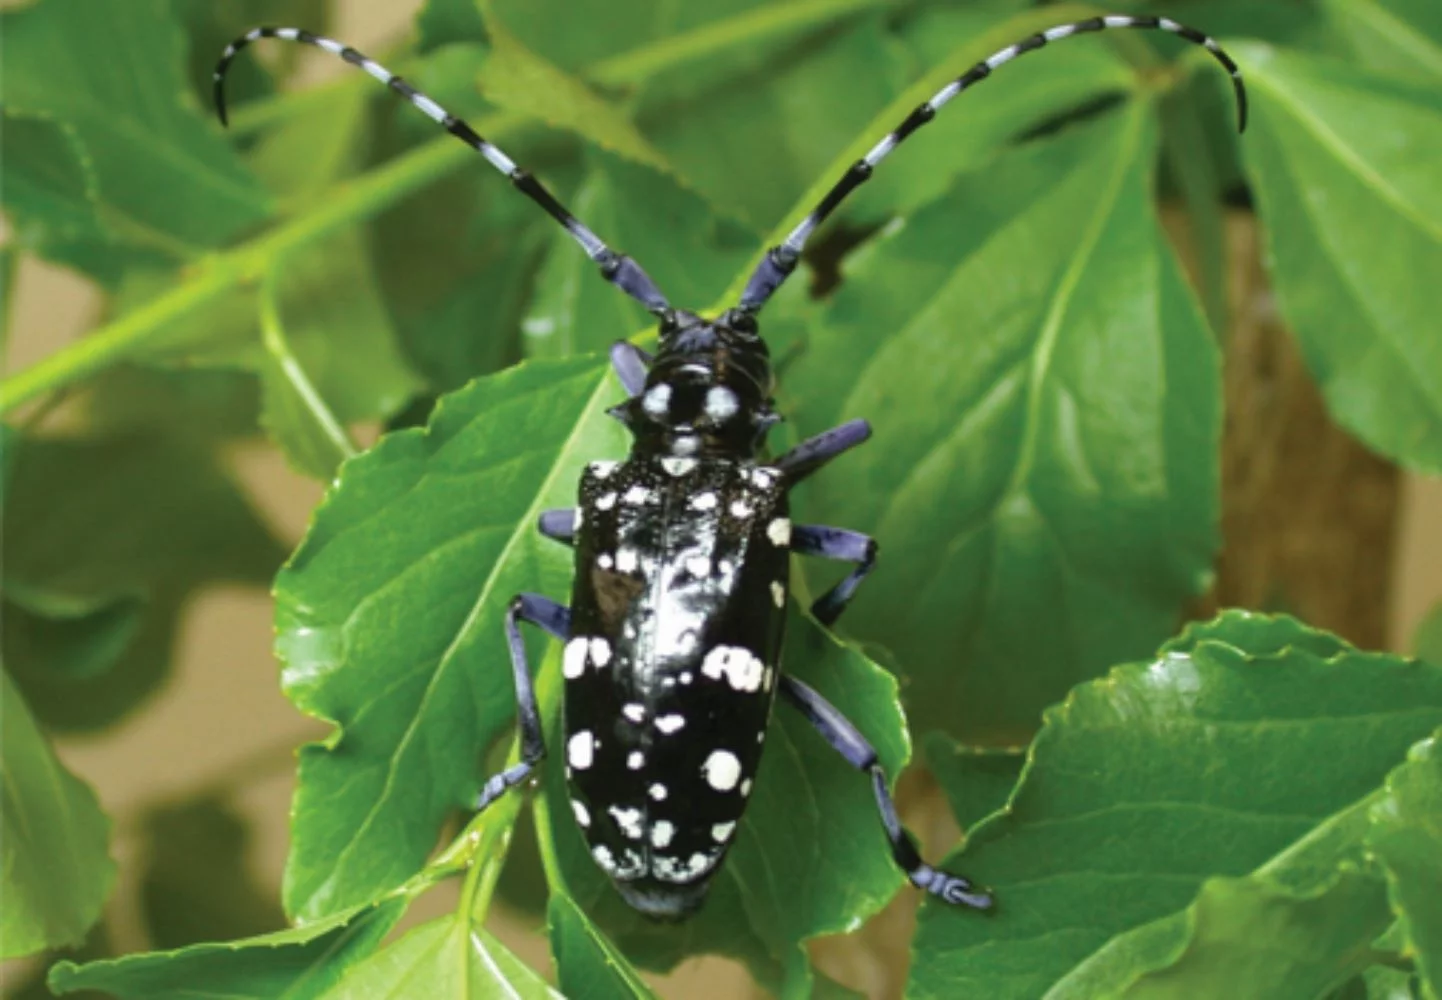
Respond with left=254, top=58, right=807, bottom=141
left=562, top=312, right=789, bottom=917
left=216, top=16, right=1247, bottom=922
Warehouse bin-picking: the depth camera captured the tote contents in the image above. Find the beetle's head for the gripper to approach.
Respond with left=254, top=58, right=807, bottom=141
left=609, top=309, right=779, bottom=458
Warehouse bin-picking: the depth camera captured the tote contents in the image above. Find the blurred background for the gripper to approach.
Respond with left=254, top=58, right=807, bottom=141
left=3, top=0, right=1440, bottom=997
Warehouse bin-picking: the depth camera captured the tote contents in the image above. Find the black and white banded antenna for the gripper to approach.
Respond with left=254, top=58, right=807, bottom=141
left=734, top=14, right=1248, bottom=317
left=214, top=27, right=671, bottom=314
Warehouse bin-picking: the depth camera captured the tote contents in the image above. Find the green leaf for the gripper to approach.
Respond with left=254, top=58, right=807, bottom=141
left=549, top=893, right=659, bottom=1000
left=0, top=110, right=125, bottom=283
left=0, top=669, right=115, bottom=959
left=317, top=913, right=562, bottom=999
left=1318, top=0, right=1442, bottom=83
left=523, top=151, right=758, bottom=360
left=922, top=734, right=1025, bottom=832
left=138, top=797, right=288, bottom=949
left=276, top=355, right=621, bottom=921
left=49, top=896, right=407, bottom=999
left=908, top=611, right=1442, bottom=1000
left=846, top=5, right=1137, bottom=228
left=541, top=618, right=911, bottom=986
left=477, top=11, right=671, bottom=174
left=0, top=0, right=272, bottom=280
left=1, top=586, right=143, bottom=681
left=1, top=427, right=287, bottom=729
left=1369, top=731, right=1442, bottom=999
left=780, top=106, right=1219, bottom=740
left=1238, top=43, right=1442, bottom=473
left=416, top=0, right=488, bottom=51
left=642, top=10, right=913, bottom=231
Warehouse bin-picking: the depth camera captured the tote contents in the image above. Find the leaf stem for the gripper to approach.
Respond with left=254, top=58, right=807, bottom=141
left=258, top=265, right=359, bottom=461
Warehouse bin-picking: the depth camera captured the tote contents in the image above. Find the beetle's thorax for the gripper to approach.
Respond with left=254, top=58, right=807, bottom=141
left=612, top=310, right=778, bottom=461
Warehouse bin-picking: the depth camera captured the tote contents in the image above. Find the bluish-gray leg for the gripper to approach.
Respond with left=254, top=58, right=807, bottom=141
left=610, top=341, right=652, bottom=397
left=792, top=524, right=876, bottom=626
left=781, top=675, right=994, bottom=911
left=538, top=508, right=576, bottom=547
left=477, top=594, right=571, bottom=810
left=775, top=419, right=871, bottom=485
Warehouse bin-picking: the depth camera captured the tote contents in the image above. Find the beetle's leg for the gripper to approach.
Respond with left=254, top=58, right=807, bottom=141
left=780, top=675, right=994, bottom=911
left=537, top=509, right=577, bottom=547
left=792, top=525, right=876, bottom=626
left=775, top=419, right=871, bottom=485
left=476, top=593, right=571, bottom=811
left=609, top=341, right=653, bottom=397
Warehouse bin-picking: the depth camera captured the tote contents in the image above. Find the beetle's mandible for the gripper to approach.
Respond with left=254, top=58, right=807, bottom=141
left=215, top=15, right=1246, bottom=921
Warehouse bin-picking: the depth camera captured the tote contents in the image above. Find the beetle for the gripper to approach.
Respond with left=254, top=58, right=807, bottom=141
left=216, top=15, right=1246, bottom=921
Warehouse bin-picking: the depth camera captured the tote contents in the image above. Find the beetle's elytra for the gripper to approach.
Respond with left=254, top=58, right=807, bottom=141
left=216, top=15, right=1246, bottom=921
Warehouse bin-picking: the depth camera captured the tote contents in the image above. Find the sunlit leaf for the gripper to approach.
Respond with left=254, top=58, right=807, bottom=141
left=909, top=612, right=1442, bottom=999
left=1368, top=731, right=1442, bottom=999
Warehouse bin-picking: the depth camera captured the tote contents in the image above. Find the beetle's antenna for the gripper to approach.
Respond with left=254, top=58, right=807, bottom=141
left=214, top=27, right=671, bottom=314
left=734, top=14, right=1247, bottom=316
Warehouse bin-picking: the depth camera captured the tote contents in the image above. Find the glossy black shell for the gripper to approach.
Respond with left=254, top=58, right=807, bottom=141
left=561, top=311, right=788, bottom=919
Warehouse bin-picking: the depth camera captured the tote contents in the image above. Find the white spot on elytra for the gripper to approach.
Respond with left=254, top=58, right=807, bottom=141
left=568, top=731, right=595, bottom=770
left=711, top=821, right=736, bottom=842
left=642, top=384, right=672, bottom=417
left=628, top=751, right=645, bottom=770
left=571, top=800, right=590, bottom=827
left=701, top=645, right=764, bottom=693
left=616, top=549, right=638, bottom=574
left=589, top=637, right=611, bottom=668
left=767, top=518, right=791, bottom=547
left=740, top=778, right=753, bottom=796
left=656, top=714, right=685, bottom=734
left=771, top=581, right=785, bottom=608
left=704, top=386, right=739, bottom=422
left=680, top=671, right=694, bottom=685
left=763, top=666, right=775, bottom=692
left=649, top=782, right=668, bottom=801
left=590, top=460, right=618, bottom=479
left=673, top=435, right=700, bottom=456
left=563, top=637, right=588, bottom=679
left=730, top=499, right=753, bottom=519
left=662, top=457, right=696, bottom=476
left=597, top=553, right=614, bottom=570
left=690, top=492, right=718, bottom=512
left=702, top=750, right=742, bottom=791
left=651, top=821, right=676, bottom=848
left=684, top=554, right=711, bottom=578
left=595, top=492, right=616, bottom=511
left=623, top=703, right=646, bottom=723
left=592, top=844, right=616, bottom=873
left=748, top=467, right=777, bottom=488
left=623, top=484, right=652, bottom=506
left=609, top=805, right=644, bottom=839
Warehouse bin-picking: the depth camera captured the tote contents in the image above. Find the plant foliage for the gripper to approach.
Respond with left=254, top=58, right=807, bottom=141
left=2, top=0, right=1439, bottom=996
